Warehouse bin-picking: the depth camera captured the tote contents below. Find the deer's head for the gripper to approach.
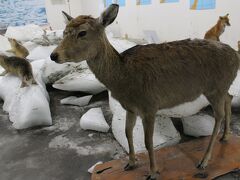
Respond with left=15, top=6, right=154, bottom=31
left=50, top=4, right=119, bottom=64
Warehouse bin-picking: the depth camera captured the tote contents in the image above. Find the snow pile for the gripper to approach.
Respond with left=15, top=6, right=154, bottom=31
left=80, top=108, right=110, bottom=132
left=109, top=92, right=181, bottom=153
left=0, top=60, right=52, bottom=129
left=229, top=70, right=240, bottom=96
left=41, top=60, right=81, bottom=84
left=158, top=95, right=209, bottom=118
left=53, top=68, right=106, bottom=94
left=61, top=95, right=92, bottom=106
left=27, top=45, right=56, bottom=61
left=0, top=35, right=11, bottom=52
left=5, top=24, right=44, bottom=42
left=182, top=114, right=215, bottom=137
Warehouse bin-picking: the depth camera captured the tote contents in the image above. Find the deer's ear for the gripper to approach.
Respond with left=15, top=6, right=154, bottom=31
left=62, top=11, right=73, bottom=24
left=98, top=4, right=119, bottom=27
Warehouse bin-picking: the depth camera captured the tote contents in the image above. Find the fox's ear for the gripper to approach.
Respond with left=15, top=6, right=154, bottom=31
left=219, top=16, right=223, bottom=20
left=98, top=4, right=119, bottom=27
left=226, top=13, right=229, bottom=17
left=62, top=11, right=73, bottom=24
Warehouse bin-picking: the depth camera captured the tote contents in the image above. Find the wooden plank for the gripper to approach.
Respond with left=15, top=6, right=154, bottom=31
left=92, top=136, right=240, bottom=180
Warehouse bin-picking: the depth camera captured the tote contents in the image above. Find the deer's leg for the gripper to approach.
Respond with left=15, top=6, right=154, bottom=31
left=124, top=111, right=137, bottom=171
left=198, top=95, right=225, bottom=169
left=220, top=94, right=232, bottom=142
left=142, top=114, right=158, bottom=180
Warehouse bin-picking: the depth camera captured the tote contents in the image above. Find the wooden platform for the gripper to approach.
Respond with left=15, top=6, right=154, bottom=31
left=92, top=136, right=240, bottom=180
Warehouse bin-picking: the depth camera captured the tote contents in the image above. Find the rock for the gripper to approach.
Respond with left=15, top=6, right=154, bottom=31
left=80, top=108, right=110, bottom=133
left=109, top=93, right=181, bottom=153
left=61, top=95, right=93, bottom=107
left=182, top=114, right=215, bottom=137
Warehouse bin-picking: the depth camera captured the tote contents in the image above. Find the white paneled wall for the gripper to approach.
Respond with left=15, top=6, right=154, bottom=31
left=45, top=0, right=240, bottom=49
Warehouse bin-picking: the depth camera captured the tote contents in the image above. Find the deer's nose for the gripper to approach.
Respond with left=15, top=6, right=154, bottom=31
left=50, top=52, right=59, bottom=62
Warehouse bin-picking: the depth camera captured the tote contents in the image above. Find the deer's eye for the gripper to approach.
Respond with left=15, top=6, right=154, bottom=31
left=77, top=31, right=87, bottom=38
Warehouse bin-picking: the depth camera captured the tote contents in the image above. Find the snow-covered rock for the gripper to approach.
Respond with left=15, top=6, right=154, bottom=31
left=229, top=70, right=240, bottom=96
left=27, top=45, right=56, bottom=61
left=88, top=161, right=103, bottom=174
left=22, top=41, right=39, bottom=52
left=158, top=95, right=209, bottom=118
left=5, top=24, right=44, bottom=42
left=61, top=95, right=92, bottom=107
left=232, top=96, right=240, bottom=107
left=0, top=35, right=11, bottom=52
left=80, top=108, right=110, bottom=133
left=53, top=68, right=106, bottom=94
left=41, top=60, right=81, bottom=84
left=0, top=60, right=52, bottom=129
left=182, top=114, right=215, bottom=137
left=109, top=93, right=181, bottom=153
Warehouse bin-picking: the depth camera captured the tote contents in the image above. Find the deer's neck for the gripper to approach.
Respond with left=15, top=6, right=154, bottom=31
left=87, top=34, right=123, bottom=90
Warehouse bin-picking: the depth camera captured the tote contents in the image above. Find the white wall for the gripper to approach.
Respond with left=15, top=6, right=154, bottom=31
left=45, top=0, right=88, bottom=29
left=45, top=0, right=240, bottom=49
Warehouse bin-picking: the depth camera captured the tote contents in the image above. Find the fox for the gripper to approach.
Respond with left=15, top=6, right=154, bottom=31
left=7, top=38, right=29, bottom=58
left=0, top=54, right=37, bottom=88
left=204, top=14, right=230, bottom=41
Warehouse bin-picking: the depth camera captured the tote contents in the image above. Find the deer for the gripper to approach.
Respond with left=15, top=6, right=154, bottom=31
left=50, top=4, right=239, bottom=179
left=204, top=14, right=231, bottom=41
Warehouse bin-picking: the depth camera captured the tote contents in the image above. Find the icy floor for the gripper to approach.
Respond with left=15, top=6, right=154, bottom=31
left=0, top=89, right=240, bottom=180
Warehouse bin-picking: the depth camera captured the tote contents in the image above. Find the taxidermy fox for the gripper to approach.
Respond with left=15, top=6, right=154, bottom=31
left=7, top=38, right=29, bottom=58
left=0, top=54, right=37, bottom=88
left=204, top=14, right=230, bottom=41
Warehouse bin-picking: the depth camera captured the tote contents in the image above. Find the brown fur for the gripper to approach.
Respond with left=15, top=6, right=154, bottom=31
left=0, top=54, right=37, bottom=87
left=51, top=5, right=239, bottom=179
left=8, top=38, right=29, bottom=58
left=204, top=14, right=230, bottom=41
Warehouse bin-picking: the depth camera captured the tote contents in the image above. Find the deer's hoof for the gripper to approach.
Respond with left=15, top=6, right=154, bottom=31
left=124, top=163, right=137, bottom=171
left=197, top=160, right=208, bottom=170
left=220, top=136, right=229, bottom=143
left=146, top=175, right=156, bottom=180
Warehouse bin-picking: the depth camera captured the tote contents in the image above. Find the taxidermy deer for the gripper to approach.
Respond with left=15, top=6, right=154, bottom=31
left=204, top=14, right=231, bottom=41
left=51, top=4, right=239, bottom=179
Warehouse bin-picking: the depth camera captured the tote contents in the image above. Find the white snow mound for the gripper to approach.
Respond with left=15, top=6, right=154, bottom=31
left=182, top=114, right=215, bottom=137
left=0, top=60, right=52, bottom=129
left=80, top=108, right=110, bottom=133
left=109, top=92, right=181, bottom=153
left=61, top=95, right=92, bottom=107
left=5, top=24, right=44, bottom=42
left=53, top=68, right=106, bottom=94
